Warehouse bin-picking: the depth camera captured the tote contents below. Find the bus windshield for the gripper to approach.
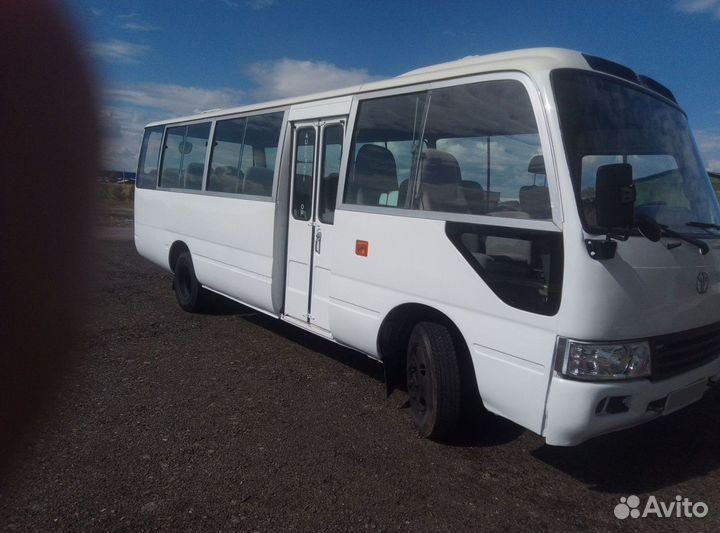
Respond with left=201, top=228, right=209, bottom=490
left=552, top=69, right=720, bottom=237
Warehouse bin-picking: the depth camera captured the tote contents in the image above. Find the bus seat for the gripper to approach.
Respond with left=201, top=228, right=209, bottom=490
left=211, top=165, right=240, bottom=193
left=185, top=162, right=204, bottom=190
left=351, top=144, right=397, bottom=205
left=244, top=166, right=274, bottom=196
left=420, top=149, right=468, bottom=213
left=161, top=167, right=179, bottom=188
left=460, top=180, right=486, bottom=214
left=519, top=185, right=551, bottom=219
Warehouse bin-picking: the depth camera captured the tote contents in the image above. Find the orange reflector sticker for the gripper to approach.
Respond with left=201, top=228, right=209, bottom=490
left=355, top=240, right=369, bottom=257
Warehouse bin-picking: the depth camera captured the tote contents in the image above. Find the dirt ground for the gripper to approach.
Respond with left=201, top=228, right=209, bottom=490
left=1, top=215, right=719, bottom=533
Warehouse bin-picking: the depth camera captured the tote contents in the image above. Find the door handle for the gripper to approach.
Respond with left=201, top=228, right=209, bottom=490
left=314, top=230, right=322, bottom=254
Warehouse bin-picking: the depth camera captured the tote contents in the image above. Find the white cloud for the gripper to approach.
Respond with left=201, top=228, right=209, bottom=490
left=695, top=129, right=720, bottom=171
left=247, top=58, right=381, bottom=99
left=99, top=58, right=381, bottom=170
left=675, top=0, right=720, bottom=17
left=100, top=83, right=244, bottom=169
left=100, top=106, right=158, bottom=171
left=91, top=8, right=101, bottom=16
left=89, top=40, right=151, bottom=64
left=121, top=21, right=160, bottom=32
left=105, top=82, right=244, bottom=116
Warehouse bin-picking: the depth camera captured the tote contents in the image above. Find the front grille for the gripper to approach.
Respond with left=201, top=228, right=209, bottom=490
left=651, top=321, right=720, bottom=381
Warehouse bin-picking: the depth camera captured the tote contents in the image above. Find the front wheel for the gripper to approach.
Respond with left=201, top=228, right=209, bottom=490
left=173, top=251, right=207, bottom=313
left=406, top=322, right=461, bottom=440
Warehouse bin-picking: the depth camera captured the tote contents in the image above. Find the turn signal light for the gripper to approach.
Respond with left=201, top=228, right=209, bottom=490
left=355, top=240, right=368, bottom=257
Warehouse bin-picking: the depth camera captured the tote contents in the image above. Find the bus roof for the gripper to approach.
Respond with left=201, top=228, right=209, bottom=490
left=143, top=48, right=591, bottom=127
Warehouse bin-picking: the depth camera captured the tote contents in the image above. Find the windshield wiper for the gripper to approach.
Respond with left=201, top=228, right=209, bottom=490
left=660, top=224, right=709, bottom=255
left=687, top=221, right=720, bottom=232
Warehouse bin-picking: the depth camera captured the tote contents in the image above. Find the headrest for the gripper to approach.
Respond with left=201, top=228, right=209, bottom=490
left=245, top=166, right=273, bottom=183
left=528, top=155, right=545, bottom=175
left=421, top=149, right=461, bottom=186
left=186, top=162, right=204, bottom=176
left=353, top=144, right=397, bottom=191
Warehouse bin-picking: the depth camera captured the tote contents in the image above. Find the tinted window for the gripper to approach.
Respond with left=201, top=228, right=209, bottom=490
left=552, top=69, right=720, bottom=235
left=344, top=92, right=427, bottom=207
left=344, top=81, right=548, bottom=219
left=293, top=127, right=315, bottom=220
left=159, top=122, right=211, bottom=190
left=207, top=117, right=246, bottom=193
left=137, top=126, right=163, bottom=189
left=318, top=124, right=343, bottom=224
left=446, top=222, right=563, bottom=316
left=207, top=111, right=283, bottom=196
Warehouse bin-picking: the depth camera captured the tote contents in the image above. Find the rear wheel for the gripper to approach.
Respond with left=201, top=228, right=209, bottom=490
left=173, top=251, right=206, bottom=313
left=406, top=322, right=461, bottom=440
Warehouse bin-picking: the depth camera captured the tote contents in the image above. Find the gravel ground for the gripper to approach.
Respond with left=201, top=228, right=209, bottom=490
left=1, top=221, right=719, bottom=533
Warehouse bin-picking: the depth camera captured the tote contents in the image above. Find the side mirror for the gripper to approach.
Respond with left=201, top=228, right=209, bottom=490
left=178, top=141, right=193, bottom=155
left=595, top=163, right=635, bottom=230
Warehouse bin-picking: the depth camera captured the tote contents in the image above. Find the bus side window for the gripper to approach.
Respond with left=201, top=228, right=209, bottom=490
left=207, top=118, right=246, bottom=194
left=318, top=124, right=343, bottom=224
left=241, top=112, right=284, bottom=197
left=446, top=222, right=563, bottom=316
left=344, top=92, right=427, bottom=208
left=207, top=111, right=283, bottom=196
left=158, top=123, right=211, bottom=190
left=137, top=126, right=164, bottom=189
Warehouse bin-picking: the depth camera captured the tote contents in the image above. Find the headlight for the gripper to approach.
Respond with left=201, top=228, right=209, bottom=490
left=560, top=340, right=651, bottom=380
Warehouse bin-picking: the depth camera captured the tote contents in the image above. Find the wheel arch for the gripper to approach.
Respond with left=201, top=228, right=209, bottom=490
left=377, top=302, right=479, bottom=402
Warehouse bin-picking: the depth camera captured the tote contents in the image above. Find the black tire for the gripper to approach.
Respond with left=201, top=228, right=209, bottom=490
left=406, top=322, right=461, bottom=440
left=173, top=251, right=206, bottom=313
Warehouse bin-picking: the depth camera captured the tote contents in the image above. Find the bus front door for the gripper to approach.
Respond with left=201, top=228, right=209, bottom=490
left=285, top=120, right=344, bottom=332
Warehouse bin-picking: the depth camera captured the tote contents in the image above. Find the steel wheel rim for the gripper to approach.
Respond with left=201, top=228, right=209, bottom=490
left=408, top=339, right=433, bottom=424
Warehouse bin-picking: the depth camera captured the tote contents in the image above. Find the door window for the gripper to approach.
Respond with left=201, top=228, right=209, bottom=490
left=292, top=127, right=316, bottom=220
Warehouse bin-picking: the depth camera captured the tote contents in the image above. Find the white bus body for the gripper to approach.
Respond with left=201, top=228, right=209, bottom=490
left=135, top=48, right=720, bottom=446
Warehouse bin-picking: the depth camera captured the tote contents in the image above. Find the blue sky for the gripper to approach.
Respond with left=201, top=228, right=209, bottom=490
left=62, top=0, right=720, bottom=172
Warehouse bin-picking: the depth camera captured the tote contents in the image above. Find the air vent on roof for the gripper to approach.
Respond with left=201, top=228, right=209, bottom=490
left=582, top=53, right=638, bottom=84
left=638, top=75, right=677, bottom=103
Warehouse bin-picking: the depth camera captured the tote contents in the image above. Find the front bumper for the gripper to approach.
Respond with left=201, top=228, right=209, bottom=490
left=542, top=356, right=720, bottom=446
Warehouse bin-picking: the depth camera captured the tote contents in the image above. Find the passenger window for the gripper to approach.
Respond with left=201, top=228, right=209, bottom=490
left=159, top=126, right=185, bottom=189
left=446, top=222, right=563, bottom=316
left=344, top=92, right=428, bottom=207
left=207, top=111, right=283, bottom=196
left=293, top=127, right=315, bottom=220
left=182, top=123, right=211, bottom=190
left=207, top=118, right=246, bottom=194
left=423, top=81, right=546, bottom=219
left=242, top=113, right=284, bottom=196
left=137, top=126, right=163, bottom=189
left=159, top=122, right=210, bottom=190
left=318, top=124, right=343, bottom=224
left=344, top=80, right=549, bottom=220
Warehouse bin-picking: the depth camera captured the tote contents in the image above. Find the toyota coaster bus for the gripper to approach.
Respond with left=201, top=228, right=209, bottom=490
left=134, top=48, right=720, bottom=446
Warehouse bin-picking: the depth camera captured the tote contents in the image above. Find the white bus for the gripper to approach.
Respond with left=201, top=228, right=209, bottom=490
left=135, top=48, right=720, bottom=446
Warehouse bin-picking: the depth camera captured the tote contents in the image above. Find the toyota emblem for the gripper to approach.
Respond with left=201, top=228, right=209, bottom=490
left=697, top=272, right=710, bottom=295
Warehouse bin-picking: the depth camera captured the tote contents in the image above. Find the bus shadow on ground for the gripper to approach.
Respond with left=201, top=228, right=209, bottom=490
left=532, top=386, right=720, bottom=493
left=203, top=293, right=526, bottom=447
left=203, top=293, right=386, bottom=382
